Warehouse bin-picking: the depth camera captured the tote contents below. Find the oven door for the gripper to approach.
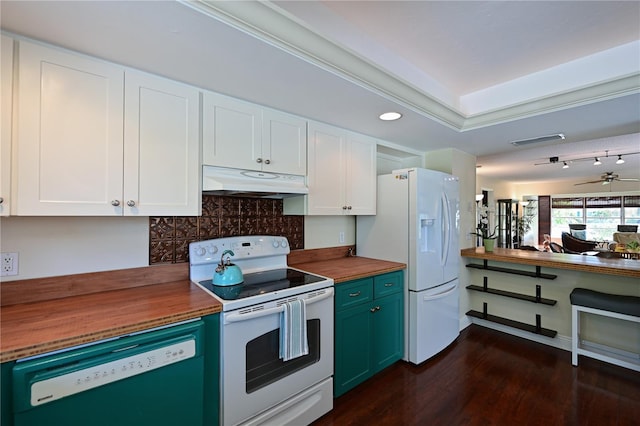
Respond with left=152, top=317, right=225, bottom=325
left=221, top=286, right=334, bottom=426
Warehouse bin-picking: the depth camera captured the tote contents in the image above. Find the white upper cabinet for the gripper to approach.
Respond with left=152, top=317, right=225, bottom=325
left=344, top=131, right=377, bottom=215
left=303, top=121, right=376, bottom=215
left=123, top=69, right=201, bottom=216
left=16, top=40, right=125, bottom=216
left=1, top=35, right=13, bottom=217
left=14, top=40, right=201, bottom=216
left=203, top=92, right=307, bottom=175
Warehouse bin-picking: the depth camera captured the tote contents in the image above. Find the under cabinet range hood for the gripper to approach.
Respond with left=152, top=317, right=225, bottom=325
left=202, top=165, right=308, bottom=198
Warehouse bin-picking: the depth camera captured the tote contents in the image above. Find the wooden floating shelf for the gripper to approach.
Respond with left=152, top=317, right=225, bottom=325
left=466, top=284, right=557, bottom=306
left=466, top=260, right=557, bottom=280
left=467, top=309, right=557, bottom=338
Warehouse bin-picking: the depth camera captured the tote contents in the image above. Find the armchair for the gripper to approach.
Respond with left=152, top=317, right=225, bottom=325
left=561, top=232, right=598, bottom=254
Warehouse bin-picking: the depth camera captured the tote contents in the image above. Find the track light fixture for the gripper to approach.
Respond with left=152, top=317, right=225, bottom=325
left=534, top=150, right=639, bottom=169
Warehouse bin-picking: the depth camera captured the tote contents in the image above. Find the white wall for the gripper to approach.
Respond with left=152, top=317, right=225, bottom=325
left=0, top=217, right=149, bottom=280
left=0, top=214, right=356, bottom=280
left=304, top=215, right=356, bottom=249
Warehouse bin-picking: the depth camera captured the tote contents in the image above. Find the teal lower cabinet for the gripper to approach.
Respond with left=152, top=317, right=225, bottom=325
left=202, top=313, right=220, bottom=426
left=1, top=361, right=15, bottom=426
left=334, top=271, right=404, bottom=397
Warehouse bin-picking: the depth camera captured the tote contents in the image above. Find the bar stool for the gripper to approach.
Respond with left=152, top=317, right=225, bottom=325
left=570, top=288, right=640, bottom=372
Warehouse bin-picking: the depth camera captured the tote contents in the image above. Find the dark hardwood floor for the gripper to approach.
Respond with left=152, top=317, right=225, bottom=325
left=312, top=325, right=640, bottom=426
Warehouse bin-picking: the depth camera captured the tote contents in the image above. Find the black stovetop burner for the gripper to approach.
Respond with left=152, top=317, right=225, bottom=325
left=198, top=268, right=326, bottom=301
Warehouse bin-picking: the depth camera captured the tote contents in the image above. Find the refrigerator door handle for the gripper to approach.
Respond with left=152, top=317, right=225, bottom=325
left=422, top=282, right=457, bottom=301
left=441, top=192, right=451, bottom=266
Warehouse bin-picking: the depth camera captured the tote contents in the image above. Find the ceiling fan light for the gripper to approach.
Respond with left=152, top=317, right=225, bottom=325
left=593, top=157, right=602, bottom=166
left=616, top=155, right=625, bottom=164
left=562, top=161, right=569, bottom=169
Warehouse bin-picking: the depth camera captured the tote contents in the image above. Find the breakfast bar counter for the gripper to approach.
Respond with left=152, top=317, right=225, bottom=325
left=460, top=246, right=639, bottom=356
left=461, top=247, right=640, bottom=279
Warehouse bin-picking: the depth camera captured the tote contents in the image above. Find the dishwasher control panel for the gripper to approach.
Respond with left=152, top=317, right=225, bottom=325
left=30, top=339, right=196, bottom=407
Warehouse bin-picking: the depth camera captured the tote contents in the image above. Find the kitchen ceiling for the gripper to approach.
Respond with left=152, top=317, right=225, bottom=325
left=1, top=0, right=639, bottom=185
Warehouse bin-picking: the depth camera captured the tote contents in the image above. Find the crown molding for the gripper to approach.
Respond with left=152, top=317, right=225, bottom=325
left=185, top=1, right=639, bottom=132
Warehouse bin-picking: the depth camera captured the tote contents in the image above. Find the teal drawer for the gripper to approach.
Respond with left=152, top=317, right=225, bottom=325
left=335, top=278, right=373, bottom=311
left=374, top=271, right=403, bottom=298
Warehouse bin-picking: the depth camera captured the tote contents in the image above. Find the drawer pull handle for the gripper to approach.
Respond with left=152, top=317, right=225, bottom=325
left=370, top=306, right=381, bottom=313
left=384, top=283, right=394, bottom=287
left=349, top=291, right=361, bottom=297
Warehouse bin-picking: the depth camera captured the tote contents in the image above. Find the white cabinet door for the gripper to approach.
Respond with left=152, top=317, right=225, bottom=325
left=203, top=93, right=307, bottom=175
left=1, top=35, right=13, bottom=216
left=304, top=121, right=376, bottom=215
left=202, top=92, right=262, bottom=171
left=344, top=131, right=377, bottom=215
left=307, top=122, right=346, bottom=215
left=262, top=108, right=307, bottom=175
left=124, top=70, right=201, bottom=216
left=16, top=40, right=124, bottom=215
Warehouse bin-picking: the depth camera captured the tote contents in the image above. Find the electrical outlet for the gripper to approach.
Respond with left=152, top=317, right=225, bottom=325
left=339, top=232, right=345, bottom=244
left=1, top=252, right=19, bottom=277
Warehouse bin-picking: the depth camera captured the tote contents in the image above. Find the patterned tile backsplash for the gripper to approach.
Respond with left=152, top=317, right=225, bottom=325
left=149, top=195, right=304, bottom=264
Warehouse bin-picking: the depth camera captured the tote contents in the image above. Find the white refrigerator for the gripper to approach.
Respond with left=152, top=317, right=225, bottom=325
left=356, top=168, right=460, bottom=364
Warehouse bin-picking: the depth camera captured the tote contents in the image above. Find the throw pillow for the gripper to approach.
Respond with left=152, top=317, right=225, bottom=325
left=570, top=229, right=587, bottom=240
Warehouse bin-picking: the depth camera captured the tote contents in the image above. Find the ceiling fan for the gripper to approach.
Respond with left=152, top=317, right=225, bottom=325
left=574, top=172, right=640, bottom=186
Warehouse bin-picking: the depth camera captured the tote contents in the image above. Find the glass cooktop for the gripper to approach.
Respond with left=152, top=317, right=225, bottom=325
left=198, top=268, right=327, bottom=301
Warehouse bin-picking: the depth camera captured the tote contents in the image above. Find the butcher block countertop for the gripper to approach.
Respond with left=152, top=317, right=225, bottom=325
left=1, top=246, right=403, bottom=363
left=0, top=264, right=221, bottom=363
left=461, top=247, right=640, bottom=279
left=288, top=245, right=406, bottom=283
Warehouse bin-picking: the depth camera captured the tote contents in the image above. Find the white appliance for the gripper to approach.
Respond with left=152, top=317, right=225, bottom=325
left=202, top=165, right=308, bottom=198
left=189, top=235, right=334, bottom=426
left=356, top=168, right=460, bottom=365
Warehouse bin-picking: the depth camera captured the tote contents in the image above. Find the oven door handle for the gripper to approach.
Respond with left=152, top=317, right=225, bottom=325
left=223, top=287, right=334, bottom=324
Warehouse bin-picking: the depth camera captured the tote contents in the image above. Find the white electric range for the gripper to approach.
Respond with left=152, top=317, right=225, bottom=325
left=189, top=235, right=334, bottom=426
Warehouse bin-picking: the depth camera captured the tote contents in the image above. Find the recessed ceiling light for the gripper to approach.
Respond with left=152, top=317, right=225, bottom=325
left=379, top=112, right=402, bottom=121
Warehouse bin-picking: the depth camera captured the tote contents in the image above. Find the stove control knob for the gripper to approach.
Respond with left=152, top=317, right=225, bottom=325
left=207, top=245, right=218, bottom=255
left=195, top=246, right=206, bottom=257
left=272, top=240, right=280, bottom=248
left=280, top=239, right=288, bottom=248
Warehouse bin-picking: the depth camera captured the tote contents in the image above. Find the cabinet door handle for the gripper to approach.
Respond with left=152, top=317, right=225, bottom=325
left=347, top=206, right=352, bottom=210
left=0, top=197, right=3, bottom=204
left=264, top=159, right=271, bottom=164
left=256, top=158, right=263, bottom=163
left=111, top=200, right=121, bottom=207
left=384, top=283, right=394, bottom=287
left=348, top=291, right=361, bottom=297
left=342, top=206, right=347, bottom=210
left=370, top=306, right=381, bottom=313
left=127, top=200, right=136, bottom=207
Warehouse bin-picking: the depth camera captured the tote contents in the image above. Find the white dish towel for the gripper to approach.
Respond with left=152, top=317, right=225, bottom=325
left=279, top=299, right=309, bottom=361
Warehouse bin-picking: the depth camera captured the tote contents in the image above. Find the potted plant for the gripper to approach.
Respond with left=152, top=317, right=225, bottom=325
left=473, top=205, right=499, bottom=252
left=626, top=241, right=640, bottom=253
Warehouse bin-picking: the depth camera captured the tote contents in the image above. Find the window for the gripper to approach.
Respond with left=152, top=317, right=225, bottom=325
left=550, top=195, right=637, bottom=241
left=550, top=198, right=583, bottom=239
left=624, top=195, right=640, bottom=227
left=585, top=197, right=621, bottom=240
